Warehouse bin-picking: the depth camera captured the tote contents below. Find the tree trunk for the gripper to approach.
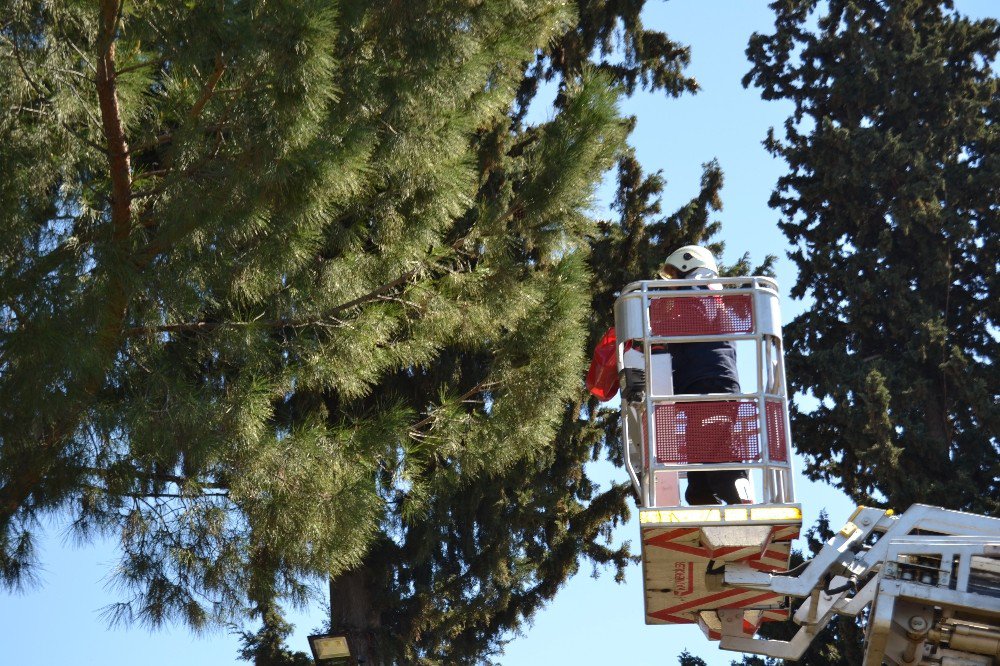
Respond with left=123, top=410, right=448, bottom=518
left=329, top=567, right=381, bottom=666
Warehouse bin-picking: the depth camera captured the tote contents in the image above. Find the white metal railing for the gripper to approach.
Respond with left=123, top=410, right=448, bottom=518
left=613, top=277, right=797, bottom=508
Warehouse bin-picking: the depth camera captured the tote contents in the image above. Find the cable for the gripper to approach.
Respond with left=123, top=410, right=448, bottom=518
left=824, top=576, right=858, bottom=595
left=772, top=559, right=811, bottom=577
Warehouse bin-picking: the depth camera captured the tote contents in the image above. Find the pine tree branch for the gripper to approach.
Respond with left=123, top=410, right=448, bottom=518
left=124, top=267, right=424, bottom=337
left=66, top=39, right=98, bottom=75
left=141, top=491, right=232, bottom=499
left=408, top=380, right=498, bottom=435
left=94, top=0, right=133, bottom=242
left=123, top=52, right=227, bottom=187
left=82, top=467, right=229, bottom=491
left=126, top=233, right=484, bottom=337
left=82, top=482, right=230, bottom=500
left=60, top=74, right=108, bottom=137
left=0, top=0, right=134, bottom=528
left=1, top=34, right=108, bottom=154
left=132, top=71, right=246, bottom=234
left=187, top=53, right=226, bottom=122
left=115, top=57, right=163, bottom=77
left=128, top=131, right=174, bottom=155
left=123, top=319, right=317, bottom=336
left=4, top=224, right=106, bottom=298
left=129, top=134, right=235, bottom=203
left=50, top=66, right=92, bottom=82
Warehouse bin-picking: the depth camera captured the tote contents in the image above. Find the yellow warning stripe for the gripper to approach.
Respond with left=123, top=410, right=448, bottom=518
left=639, top=505, right=802, bottom=525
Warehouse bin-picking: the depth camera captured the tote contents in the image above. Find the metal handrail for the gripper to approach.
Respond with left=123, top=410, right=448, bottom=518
left=642, top=392, right=787, bottom=402
left=620, top=276, right=780, bottom=293
left=614, top=277, right=797, bottom=508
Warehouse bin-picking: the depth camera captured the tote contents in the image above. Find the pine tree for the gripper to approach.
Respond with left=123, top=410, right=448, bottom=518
left=0, top=2, right=768, bottom=664
left=317, top=7, right=740, bottom=665
left=514, top=0, right=700, bottom=116
left=318, top=10, right=784, bottom=659
left=0, top=0, right=621, bottom=655
left=734, top=0, right=999, bottom=663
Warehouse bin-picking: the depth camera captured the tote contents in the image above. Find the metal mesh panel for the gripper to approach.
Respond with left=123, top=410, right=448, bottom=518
left=648, top=293, right=754, bottom=337
left=765, top=400, right=788, bottom=462
left=653, top=401, right=760, bottom=464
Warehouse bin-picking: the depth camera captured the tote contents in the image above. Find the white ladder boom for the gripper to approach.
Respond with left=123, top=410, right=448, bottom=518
left=720, top=504, right=1000, bottom=664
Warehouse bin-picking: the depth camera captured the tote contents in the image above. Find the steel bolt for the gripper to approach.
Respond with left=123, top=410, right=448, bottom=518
left=908, top=616, right=928, bottom=632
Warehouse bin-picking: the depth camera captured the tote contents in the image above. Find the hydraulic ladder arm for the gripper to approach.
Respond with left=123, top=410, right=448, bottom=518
left=719, top=504, right=1000, bottom=664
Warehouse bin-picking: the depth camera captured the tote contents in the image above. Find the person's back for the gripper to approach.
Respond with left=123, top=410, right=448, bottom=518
left=659, top=247, right=748, bottom=505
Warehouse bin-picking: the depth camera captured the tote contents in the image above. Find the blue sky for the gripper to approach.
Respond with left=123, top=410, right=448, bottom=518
left=1, top=2, right=994, bottom=664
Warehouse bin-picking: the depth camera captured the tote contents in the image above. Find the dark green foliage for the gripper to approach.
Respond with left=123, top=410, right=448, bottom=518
left=746, top=0, right=999, bottom=516
left=741, top=0, right=999, bottom=663
left=238, top=609, right=313, bottom=666
left=514, top=0, right=700, bottom=118
left=680, top=649, right=709, bottom=666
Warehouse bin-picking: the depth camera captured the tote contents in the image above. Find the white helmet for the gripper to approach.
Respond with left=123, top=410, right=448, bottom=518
left=658, top=245, right=718, bottom=278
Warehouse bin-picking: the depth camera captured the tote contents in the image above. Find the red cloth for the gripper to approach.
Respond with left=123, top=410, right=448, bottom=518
left=586, top=327, right=619, bottom=401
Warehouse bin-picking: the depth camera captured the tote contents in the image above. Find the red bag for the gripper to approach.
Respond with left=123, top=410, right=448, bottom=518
left=586, top=327, right=620, bottom=401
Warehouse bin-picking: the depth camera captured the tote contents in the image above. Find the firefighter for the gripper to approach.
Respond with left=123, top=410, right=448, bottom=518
left=659, top=245, right=748, bottom=505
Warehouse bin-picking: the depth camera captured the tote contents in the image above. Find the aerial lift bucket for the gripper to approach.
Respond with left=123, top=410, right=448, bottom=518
left=614, top=277, right=802, bottom=638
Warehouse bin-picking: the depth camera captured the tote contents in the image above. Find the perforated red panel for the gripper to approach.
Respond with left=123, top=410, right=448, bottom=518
left=653, top=401, right=761, bottom=464
left=649, top=293, right=754, bottom=337
left=765, top=400, right=788, bottom=462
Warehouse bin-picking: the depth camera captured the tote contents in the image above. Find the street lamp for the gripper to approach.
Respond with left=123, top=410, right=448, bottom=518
left=308, top=633, right=352, bottom=665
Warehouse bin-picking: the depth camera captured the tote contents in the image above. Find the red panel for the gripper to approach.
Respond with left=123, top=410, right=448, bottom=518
left=653, top=401, right=761, bottom=464
left=649, top=293, right=753, bottom=337
left=765, top=400, right=788, bottom=462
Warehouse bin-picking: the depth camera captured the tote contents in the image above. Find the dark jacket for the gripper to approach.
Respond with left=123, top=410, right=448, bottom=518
left=667, top=282, right=739, bottom=394
left=668, top=340, right=738, bottom=394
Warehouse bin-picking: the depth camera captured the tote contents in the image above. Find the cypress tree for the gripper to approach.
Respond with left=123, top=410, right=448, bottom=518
left=732, top=1, right=998, bottom=663
left=745, top=0, right=999, bottom=523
